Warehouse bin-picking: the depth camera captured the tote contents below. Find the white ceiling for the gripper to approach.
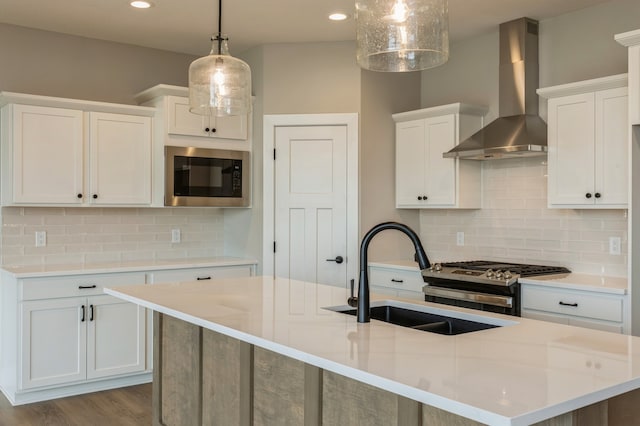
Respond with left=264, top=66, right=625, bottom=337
left=0, top=0, right=616, bottom=56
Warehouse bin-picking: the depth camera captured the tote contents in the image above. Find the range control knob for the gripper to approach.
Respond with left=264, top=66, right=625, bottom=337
left=485, top=269, right=495, bottom=278
left=495, top=271, right=504, bottom=279
left=504, top=271, right=513, bottom=279
left=432, top=263, right=442, bottom=272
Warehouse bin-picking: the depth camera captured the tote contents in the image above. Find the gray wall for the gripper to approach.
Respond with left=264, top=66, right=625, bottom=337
left=421, top=0, right=640, bottom=121
left=0, top=23, right=194, bottom=104
left=360, top=70, right=421, bottom=261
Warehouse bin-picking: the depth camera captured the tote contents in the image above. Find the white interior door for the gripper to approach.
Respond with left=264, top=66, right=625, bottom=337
left=274, top=125, right=348, bottom=287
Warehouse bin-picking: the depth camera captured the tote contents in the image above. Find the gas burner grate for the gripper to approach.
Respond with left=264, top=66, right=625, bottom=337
left=440, top=261, right=570, bottom=277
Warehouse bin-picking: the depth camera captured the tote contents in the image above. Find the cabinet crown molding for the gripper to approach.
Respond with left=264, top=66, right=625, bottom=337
left=615, top=29, right=640, bottom=47
left=0, top=92, right=155, bottom=116
left=134, top=84, right=188, bottom=104
left=537, top=74, right=628, bottom=99
left=392, top=102, right=488, bottom=123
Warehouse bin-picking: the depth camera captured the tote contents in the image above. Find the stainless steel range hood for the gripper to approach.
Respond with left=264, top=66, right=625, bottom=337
left=444, top=18, right=547, bottom=160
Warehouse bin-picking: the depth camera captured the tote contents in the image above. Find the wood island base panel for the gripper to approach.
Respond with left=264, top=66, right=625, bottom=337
left=152, top=312, right=640, bottom=426
left=104, top=276, right=640, bottom=426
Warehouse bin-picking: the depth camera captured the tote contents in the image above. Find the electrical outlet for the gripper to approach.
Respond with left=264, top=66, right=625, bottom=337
left=171, top=229, right=181, bottom=243
left=35, top=231, right=46, bottom=247
left=609, top=236, right=621, bottom=255
left=456, top=231, right=464, bottom=246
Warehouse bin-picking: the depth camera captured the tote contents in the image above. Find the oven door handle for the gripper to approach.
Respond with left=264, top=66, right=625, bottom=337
left=423, top=286, right=513, bottom=309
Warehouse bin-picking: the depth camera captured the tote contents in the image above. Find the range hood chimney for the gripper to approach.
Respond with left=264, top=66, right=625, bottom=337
left=444, top=17, right=547, bottom=160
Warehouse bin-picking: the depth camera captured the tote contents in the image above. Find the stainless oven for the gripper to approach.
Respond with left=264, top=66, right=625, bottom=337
left=165, top=146, right=250, bottom=207
left=422, top=261, right=571, bottom=316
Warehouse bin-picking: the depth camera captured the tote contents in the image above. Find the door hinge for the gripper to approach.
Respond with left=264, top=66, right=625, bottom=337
left=273, top=241, right=276, bottom=253
left=273, top=148, right=276, bottom=160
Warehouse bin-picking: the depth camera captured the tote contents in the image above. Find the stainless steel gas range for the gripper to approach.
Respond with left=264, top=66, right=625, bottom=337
left=421, top=261, right=570, bottom=316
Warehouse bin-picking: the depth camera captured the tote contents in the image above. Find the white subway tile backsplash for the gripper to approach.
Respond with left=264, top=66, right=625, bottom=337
left=1, top=207, right=225, bottom=267
left=420, top=157, right=628, bottom=276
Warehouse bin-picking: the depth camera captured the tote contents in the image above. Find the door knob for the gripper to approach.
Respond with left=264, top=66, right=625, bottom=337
left=326, top=256, right=344, bottom=264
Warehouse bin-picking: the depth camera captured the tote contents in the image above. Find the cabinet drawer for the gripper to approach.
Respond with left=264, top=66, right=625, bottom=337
left=368, top=267, right=424, bottom=293
left=522, top=286, right=622, bottom=322
left=20, top=272, right=146, bottom=301
left=150, top=265, right=253, bottom=284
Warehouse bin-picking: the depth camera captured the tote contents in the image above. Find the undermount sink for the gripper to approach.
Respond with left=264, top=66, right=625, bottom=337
left=325, top=301, right=516, bottom=336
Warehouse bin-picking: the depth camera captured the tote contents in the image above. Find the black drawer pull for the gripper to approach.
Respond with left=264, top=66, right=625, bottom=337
left=391, top=279, right=404, bottom=283
left=78, top=285, right=97, bottom=289
left=89, top=305, right=94, bottom=321
left=81, top=305, right=86, bottom=322
left=197, top=276, right=212, bottom=280
left=559, top=301, right=578, bottom=307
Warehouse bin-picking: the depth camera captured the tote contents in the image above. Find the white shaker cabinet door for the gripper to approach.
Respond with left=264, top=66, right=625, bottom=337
left=11, top=104, right=84, bottom=204
left=86, top=295, right=146, bottom=380
left=594, top=87, right=628, bottom=206
left=88, top=112, right=152, bottom=205
left=20, top=298, right=87, bottom=389
left=547, top=93, right=596, bottom=206
left=423, top=114, right=456, bottom=206
left=396, top=119, right=427, bottom=207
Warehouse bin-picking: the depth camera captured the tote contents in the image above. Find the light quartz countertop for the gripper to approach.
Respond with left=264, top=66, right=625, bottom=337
left=105, top=276, right=640, bottom=426
left=0, top=257, right=258, bottom=278
left=369, top=260, right=628, bottom=294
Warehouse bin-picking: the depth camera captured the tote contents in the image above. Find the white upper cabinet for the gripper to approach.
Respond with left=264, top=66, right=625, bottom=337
left=4, top=104, right=84, bottom=204
left=166, top=95, right=247, bottom=140
left=89, top=112, right=151, bottom=205
left=0, top=93, right=155, bottom=207
left=393, top=103, right=487, bottom=209
left=539, top=75, right=628, bottom=208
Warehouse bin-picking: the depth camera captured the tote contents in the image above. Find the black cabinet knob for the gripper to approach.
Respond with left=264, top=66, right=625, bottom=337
left=92, top=194, right=98, bottom=199
left=595, top=192, right=601, bottom=198
left=204, top=127, right=210, bottom=132
left=211, top=128, right=217, bottom=133
left=417, top=196, right=423, bottom=201
left=585, top=193, right=592, bottom=199
left=77, top=193, right=83, bottom=199
left=423, top=195, right=428, bottom=200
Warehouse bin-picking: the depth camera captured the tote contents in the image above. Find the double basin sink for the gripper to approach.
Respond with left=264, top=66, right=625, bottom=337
left=326, top=301, right=516, bottom=336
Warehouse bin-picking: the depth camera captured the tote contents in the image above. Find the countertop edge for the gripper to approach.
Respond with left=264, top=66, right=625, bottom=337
left=519, top=275, right=628, bottom=295
left=1, top=257, right=258, bottom=278
left=369, top=261, right=628, bottom=295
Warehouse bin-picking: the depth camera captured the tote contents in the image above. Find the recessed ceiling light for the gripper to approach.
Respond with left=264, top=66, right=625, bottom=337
left=130, top=1, right=152, bottom=8
left=329, top=12, right=349, bottom=21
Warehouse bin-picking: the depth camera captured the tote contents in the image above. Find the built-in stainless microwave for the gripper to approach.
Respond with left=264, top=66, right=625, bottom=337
left=165, top=146, right=250, bottom=207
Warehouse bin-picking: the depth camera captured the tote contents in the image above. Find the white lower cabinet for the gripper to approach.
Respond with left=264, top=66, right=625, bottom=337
left=368, top=264, right=424, bottom=301
left=522, top=284, right=625, bottom=333
left=20, top=294, right=145, bottom=390
left=21, top=298, right=87, bottom=389
left=148, top=264, right=254, bottom=284
left=0, top=270, right=149, bottom=405
left=86, top=295, right=145, bottom=379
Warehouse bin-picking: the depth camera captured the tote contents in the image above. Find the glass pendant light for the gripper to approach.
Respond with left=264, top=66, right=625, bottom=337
left=356, top=0, right=449, bottom=72
left=189, top=0, right=251, bottom=116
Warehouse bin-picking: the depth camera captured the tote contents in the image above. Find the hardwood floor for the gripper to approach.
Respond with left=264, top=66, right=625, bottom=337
left=0, top=384, right=151, bottom=426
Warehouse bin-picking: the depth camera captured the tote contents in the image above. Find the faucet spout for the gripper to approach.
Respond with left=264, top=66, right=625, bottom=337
left=356, top=222, right=430, bottom=323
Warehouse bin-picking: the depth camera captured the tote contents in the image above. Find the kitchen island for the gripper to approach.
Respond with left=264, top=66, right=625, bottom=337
left=105, top=276, right=640, bottom=426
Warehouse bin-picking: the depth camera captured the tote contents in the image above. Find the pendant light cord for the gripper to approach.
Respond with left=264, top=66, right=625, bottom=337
left=217, top=0, right=223, bottom=54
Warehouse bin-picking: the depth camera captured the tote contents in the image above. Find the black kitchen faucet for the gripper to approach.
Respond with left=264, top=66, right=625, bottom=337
left=349, top=222, right=431, bottom=323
